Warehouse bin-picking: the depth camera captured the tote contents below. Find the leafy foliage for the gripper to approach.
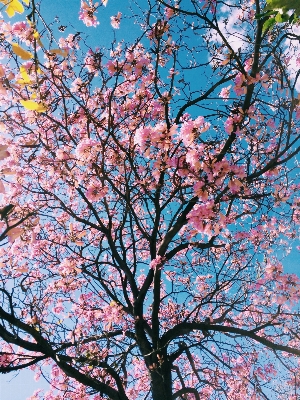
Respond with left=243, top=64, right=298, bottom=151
left=256, top=0, right=300, bottom=31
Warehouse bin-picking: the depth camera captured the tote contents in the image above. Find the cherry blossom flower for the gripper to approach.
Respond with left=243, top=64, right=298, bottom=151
left=110, top=12, right=122, bottom=29
left=150, top=255, right=166, bottom=270
left=79, top=1, right=99, bottom=27
left=219, top=85, right=231, bottom=101
left=86, top=183, right=108, bottom=202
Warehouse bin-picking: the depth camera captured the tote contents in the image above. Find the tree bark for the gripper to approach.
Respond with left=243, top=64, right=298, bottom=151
left=150, top=361, right=173, bottom=400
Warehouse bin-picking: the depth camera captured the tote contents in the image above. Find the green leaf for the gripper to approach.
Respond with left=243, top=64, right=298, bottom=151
left=280, top=13, right=290, bottom=22
left=255, top=10, right=278, bottom=19
left=274, top=12, right=289, bottom=23
left=262, top=17, right=276, bottom=33
left=266, top=0, right=300, bottom=15
left=289, top=12, right=296, bottom=23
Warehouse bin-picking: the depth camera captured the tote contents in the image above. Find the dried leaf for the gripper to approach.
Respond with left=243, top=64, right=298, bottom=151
left=0, top=181, right=5, bottom=194
left=0, top=144, right=10, bottom=160
left=1, top=168, right=15, bottom=175
left=0, top=65, right=5, bottom=78
left=12, top=43, right=33, bottom=60
left=20, top=140, right=39, bottom=148
left=0, top=150, right=10, bottom=160
left=16, top=266, right=29, bottom=273
left=49, top=48, right=68, bottom=57
left=7, top=227, right=23, bottom=242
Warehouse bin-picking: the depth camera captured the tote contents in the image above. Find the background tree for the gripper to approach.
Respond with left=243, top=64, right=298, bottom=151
left=1, top=0, right=300, bottom=399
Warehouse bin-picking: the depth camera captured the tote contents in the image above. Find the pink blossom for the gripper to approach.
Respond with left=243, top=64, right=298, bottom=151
left=228, top=178, right=243, bottom=194
left=86, top=183, right=108, bottom=201
left=179, top=117, right=210, bottom=147
left=110, top=12, right=122, bottom=29
left=70, top=77, right=84, bottom=93
left=186, top=148, right=201, bottom=170
left=58, top=34, right=81, bottom=50
left=134, top=126, right=152, bottom=150
left=265, top=262, right=283, bottom=276
left=164, top=6, right=176, bottom=19
left=219, top=85, right=231, bottom=101
left=51, top=365, right=60, bottom=378
left=233, top=72, right=247, bottom=96
left=224, top=117, right=234, bottom=134
left=244, top=58, right=253, bottom=72
left=79, top=1, right=99, bottom=27
left=56, top=146, right=70, bottom=160
left=150, top=255, right=166, bottom=270
left=53, top=300, right=64, bottom=314
left=59, top=258, right=80, bottom=276
left=193, top=181, right=208, bottom=200
left=11, top=22, right=34, bottom=45
left=84, top=50, right=102, bottom=74
left=106, top=60, right=118, bottom=75
left=167, top=67, right=179, bottom=78
left=75, top=138, right=101, bottom=161
left=224, top=115, right=242, bottom=134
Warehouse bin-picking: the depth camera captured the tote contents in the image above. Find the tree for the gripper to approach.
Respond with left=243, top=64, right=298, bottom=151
left=1, top=0, right=300, bottom=398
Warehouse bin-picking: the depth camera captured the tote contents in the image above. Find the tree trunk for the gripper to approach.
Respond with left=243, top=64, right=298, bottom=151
left=150, top=363, right=173, bottom=400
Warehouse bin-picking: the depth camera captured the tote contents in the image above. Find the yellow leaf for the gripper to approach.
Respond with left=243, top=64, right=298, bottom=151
left=5, top=0, right=24, bottom=17
left=32, top=30, right=44, bottom=48
left=22, top=0, right=29, bottom=5
left=20, top=99, right=47, bottom=112
left=12, top=43, right=33, bottom=60
left=17, top=66, right=31, bottom=85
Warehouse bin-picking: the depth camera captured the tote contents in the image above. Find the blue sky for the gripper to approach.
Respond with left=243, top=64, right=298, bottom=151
left=0, top=368, right=49, bottom=399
